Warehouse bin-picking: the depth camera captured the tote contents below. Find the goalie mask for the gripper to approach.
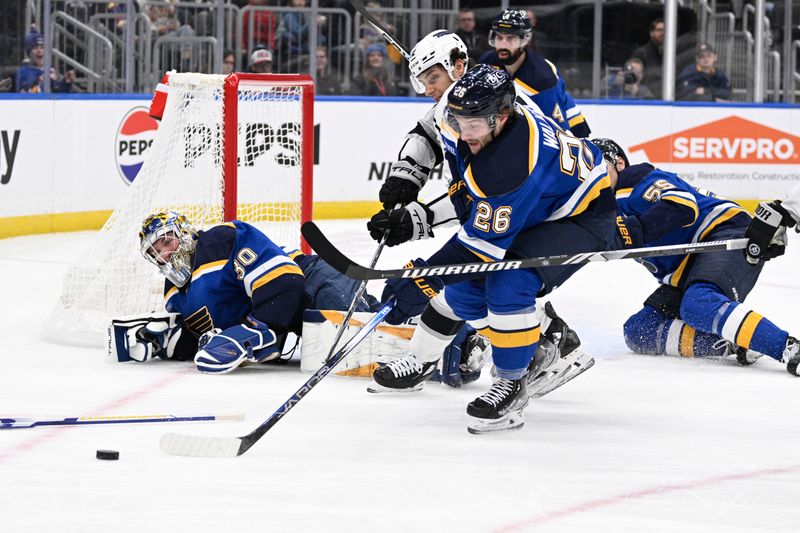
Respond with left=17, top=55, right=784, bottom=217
left=408, top=30, right=468, bottom=94
left=139, top=211, right=198, bottom=287
left=445, top=64, right=516, bottom=136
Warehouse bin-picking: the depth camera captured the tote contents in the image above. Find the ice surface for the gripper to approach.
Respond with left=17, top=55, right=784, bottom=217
left=1, top=220, right=799, bottom=532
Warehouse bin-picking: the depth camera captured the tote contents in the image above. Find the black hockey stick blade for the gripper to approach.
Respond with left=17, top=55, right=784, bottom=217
left=302, top=221, right=748, bottom=281
left=159, top=299, right=396, bottom=457
left=349, top=0, right=410, bottom=59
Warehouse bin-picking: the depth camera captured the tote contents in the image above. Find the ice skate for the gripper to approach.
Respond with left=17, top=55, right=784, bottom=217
left=466, top=377, right=529, bottom=434
left=368, top=355, right=437, bottom=393
left=783, top=336, right=800, bottom=376
left=526, top=302, right=595, bottom=399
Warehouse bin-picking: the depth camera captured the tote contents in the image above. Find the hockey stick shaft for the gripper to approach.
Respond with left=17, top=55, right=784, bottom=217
left=349, top=0, right=410, bottom=60
left=0, top=413, right=244, bottom=430
left=159, top=299, right=395, bottom=457
left=323, top=207, right=395, bottom=362
left=301, top=221, right=749, bottom=281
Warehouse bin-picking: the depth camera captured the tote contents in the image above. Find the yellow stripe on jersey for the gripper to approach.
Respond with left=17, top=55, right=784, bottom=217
left=736, top=311, right=763, bottom=348
left=570, top=175, right=611, bottom=217
left=514, top=78, right=539, bottom=96
left=568, top=114, right=586, bottom=127
left=192, top=259, right=227, bottom=280
left=484, top=326, right=541, bottom=349
left=520, top=107, right=539, bottom=175
left=165, top=286, right=178, bottom=303
left=680, top=324, right=696, bottom=357
left=662, top=195, right=699, bottom=226
left=287, top=249, right=303, bottom=260
left=668, top=255, right=692, bottom=287
left=615, top=187, right=633, bottom=199
left=699, top=207, right=746, bottom=241
left=222, top=222, right=236, bottom=228
left=251, top=264, right=304, bottom=292
left=464, top=165, right=487, bottom=199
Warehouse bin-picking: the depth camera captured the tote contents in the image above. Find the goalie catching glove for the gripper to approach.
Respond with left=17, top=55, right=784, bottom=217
left=367, top=202, right=434, bottom=247
left=108, top=313, right=183, bottom=363
left=194, top=314, right=280, bottom=374
left=745, top=200, right=795, bottom=264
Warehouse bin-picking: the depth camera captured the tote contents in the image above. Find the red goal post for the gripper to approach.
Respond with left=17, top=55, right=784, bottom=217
left=223, top=73, right=314, bottom=253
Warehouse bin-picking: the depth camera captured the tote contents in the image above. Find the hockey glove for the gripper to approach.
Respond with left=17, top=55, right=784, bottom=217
left=745, top=200, right=796, bottom=264
left=367, top=202, right=434, bottom=247
left=381, top=258, right=443, bottom=325
left=379, top=161, right=427, bottom=207
left=613, top=215, right=644, bottom=249
left=431, top=326, right=491, bottom=387
left=108, top=313, right=182, bottom=363
left=194, top=315, right=278, bottom=374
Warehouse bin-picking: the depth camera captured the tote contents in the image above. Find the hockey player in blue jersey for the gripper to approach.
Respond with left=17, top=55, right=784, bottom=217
left=110, top=211, right=379, bottom=374
left=369, top=65, right=616, bottom=433
left=592, top=138, right=800, bottom=376
left=479, top=9, right=590, bottom=138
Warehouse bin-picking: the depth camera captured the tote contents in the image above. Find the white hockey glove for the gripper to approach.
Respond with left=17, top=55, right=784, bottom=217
left=108, top=313, right=182, bottom=363
left=367, top=202, right=434, bottom=247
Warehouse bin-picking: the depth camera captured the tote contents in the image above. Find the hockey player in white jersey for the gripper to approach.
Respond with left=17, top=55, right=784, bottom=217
left=370, top=30, right=594, bottom=397
left=744, top=183, right=800, bottom=264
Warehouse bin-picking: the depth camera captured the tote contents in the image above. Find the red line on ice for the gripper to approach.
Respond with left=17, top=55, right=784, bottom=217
left=0, top=369, right=192, bottom=463
left=494, top=464, right=800, bottom=532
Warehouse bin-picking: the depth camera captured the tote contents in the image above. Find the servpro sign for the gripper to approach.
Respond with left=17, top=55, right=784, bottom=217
left=629, top=116, right=800, bottom=164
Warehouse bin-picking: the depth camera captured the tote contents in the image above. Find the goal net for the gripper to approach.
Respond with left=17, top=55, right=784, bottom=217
left=46, top=73, right=314, bottom=347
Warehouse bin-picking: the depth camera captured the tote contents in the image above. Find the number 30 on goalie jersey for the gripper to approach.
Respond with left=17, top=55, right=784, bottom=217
left=164, top=221, right=305, bottom=338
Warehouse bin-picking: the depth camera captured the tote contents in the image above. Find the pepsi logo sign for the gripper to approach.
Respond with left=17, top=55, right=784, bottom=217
left=115, top=107, right=159, bottom=185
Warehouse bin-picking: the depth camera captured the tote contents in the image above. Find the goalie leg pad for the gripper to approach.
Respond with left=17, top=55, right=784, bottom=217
left=194, top=315, right=277, bottom=374
left=108, top=313, right=181, bottom=363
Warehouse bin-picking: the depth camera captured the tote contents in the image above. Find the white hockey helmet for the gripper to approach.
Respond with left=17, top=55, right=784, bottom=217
left=408, top=30, right=468, bottom=94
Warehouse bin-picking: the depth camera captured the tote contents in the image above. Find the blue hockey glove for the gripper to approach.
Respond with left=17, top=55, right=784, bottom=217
left=194, top=315, right=278, bottom=374
left=430, top=326, right=491, bottom=387
left=381, top=258, right=443, bottom=325
left=613, top=215, right=644, bottom=249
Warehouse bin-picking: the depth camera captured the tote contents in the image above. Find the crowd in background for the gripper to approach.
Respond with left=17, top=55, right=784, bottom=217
left=0, top=0, right=743, bottom=102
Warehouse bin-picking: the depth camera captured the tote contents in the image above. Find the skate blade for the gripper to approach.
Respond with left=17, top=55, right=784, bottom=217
left=531, top=356, right=595, bottom=399
left=467, top=410, right=525, bottom=435
left=366, top=381, right=425, bottom=394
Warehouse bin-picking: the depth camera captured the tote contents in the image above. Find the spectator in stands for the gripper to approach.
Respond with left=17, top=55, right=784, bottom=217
left=222, top=49, right=235, bottom=75
left=249, top=48, right=273, bottom=74
left=242, top=0, right=278, bottom=53
left=350, top=43, right=397, bottom=97
left=606, top=58, right=654, bottom=100
left=358, top=1, right=395, bottom=48
left=277, top=0, right=328, bottom=69
left=314, top=46, right=341, bottom=95
left=16, top=30, right=74, bottom=93
left=630, top=18, right=664, bottom=99
left=0, top=68, right=14, bottom=92
left=676, top=43, right=732, bottom=102
left=454, top=8, right=488, bottom=63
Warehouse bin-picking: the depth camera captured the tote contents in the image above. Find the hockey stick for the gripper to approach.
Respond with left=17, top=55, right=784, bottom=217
left=159, top=298, right=396, bottom=458
left=350, top=0, right=410, bottom=60
left=323, top=210, right=395, bottom=362
left=0, top=413, right=244, bottom=430
left=301, top=221, right=749, bottom=281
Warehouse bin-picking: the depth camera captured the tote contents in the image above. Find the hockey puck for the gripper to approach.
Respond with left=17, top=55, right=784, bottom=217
left=96, top=449, right=119, bottom=461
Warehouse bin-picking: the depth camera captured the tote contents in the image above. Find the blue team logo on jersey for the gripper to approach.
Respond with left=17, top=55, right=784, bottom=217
left=115, top=107, right=159, bottom=185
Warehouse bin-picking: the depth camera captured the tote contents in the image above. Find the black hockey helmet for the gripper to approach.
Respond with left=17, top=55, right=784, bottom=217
left=590, top=138, right=630, bottom=168
left=490, top=9, right=532, bottom=43
left=446, top=64, right=516, bottom=128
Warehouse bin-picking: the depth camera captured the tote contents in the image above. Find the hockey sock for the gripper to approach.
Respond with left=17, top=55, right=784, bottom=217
left=623, top=305, right=728, bottom=357
left=478, top=309, right=540, bottom=380
left=409, top=295, right=464, bottom=363
left=680, top=283, right=788, bottom=361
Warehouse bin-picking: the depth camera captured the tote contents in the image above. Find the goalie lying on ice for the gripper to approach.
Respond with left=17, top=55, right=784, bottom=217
left=108, top=211, right=488, bottom=382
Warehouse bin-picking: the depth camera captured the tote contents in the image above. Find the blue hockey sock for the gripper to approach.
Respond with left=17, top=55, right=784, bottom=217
left=623, top=305, right=728, bottom=357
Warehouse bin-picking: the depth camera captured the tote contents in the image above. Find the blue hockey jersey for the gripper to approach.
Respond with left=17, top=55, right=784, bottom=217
left=615, top=163, right=749, bottom=286
left=440, top=106, right=609, bottom=262
left=479, top=49, right=589, bottom=137
left=163, top=221, right=305, bottom=338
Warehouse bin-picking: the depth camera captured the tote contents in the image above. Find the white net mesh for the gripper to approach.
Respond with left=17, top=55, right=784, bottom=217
left=46, top=73, right=310, bottom=346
